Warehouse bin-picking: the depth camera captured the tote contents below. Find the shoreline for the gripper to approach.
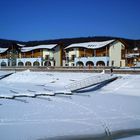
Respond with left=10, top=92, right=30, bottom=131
left=0, top=66, right=140, bottom=74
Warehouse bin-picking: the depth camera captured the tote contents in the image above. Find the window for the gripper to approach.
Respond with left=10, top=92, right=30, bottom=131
left=121, top=50, right=125, bottom=59
left=120, top=61, right=122, bottom=67
left=45, top=55, right=49, bottom=60
left=71, top=55, right=76, bottom=61
left=111, top=60, right=114, bottom=66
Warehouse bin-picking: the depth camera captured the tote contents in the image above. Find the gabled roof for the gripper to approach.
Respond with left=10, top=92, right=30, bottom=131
left=0, top=48, right=8, bottom=53
left=65, top=40, right=115, bottom=49
left=21, top=44, right=57, bottom=52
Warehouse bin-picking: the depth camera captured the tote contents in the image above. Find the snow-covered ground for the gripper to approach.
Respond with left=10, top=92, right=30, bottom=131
left=0, top=70, right=140, bottom=140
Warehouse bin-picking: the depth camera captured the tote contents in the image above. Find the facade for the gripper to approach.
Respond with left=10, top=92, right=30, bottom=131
left=0, top=44, right=62, bottom=67
left=65, top=40, right=126, bottom=67
left=0, top=45, right=20, bottom=66
left=125, top=47, right=140, bottom=67
left=0, top=39, right=140, bottom=68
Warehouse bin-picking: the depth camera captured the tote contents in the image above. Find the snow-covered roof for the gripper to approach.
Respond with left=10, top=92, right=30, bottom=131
left=17, top=43, right=26, bottom=47
left=65, top=40, right=115, bottom=49
left=21, top=44, right=57, bottom=52
left=0, top=48, right=8, bottom=53
left=126, top=53, right=140, bottom=58
left=133, top=47, right=138, bottom=51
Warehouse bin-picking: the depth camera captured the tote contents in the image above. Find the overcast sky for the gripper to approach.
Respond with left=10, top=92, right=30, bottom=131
left=0, top=0, right=140, bottom=41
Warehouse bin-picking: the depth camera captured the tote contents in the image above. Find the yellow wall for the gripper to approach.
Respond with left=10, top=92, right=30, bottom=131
left=109, top=41, right=126, bottom=67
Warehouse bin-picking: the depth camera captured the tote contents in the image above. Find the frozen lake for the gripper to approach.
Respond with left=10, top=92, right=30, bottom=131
left=0, top=70, right=140, bottom=140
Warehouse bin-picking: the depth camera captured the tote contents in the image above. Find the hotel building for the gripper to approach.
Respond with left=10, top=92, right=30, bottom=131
left=0, top=39, right=139, bottom=68
left=64, top=40, right=126, bottom=67
left=0, top=44, right=62, bottom=67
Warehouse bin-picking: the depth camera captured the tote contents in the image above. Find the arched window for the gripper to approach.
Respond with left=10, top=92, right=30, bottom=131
left=25, top=61, right=32, bottom=66
left=96, top=61, right=105, bottom=66
left=86, top=61, right=94, bottom=67
left=44, top=61, right=51, bottom=66
left=18, top=62, right=24, bottom=66
left=1, top=62, right=7, bottom=66
left=76, top=61, right=84, bottom=67
left=33, top=61, right=40, bottom=66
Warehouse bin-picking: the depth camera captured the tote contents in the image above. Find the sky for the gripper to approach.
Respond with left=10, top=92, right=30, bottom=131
left=0, top=0, right=140, bottom=41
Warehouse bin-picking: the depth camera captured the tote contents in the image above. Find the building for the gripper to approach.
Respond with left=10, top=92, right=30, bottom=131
left=0, top=44, right=62, bottom=67
left=64, top=40, right=126, bottom=67
left=125, top=47, right=140, bottom=67
left=0, top=39, right=140, bottom=68
left=0, top=44, right=20, bottom=66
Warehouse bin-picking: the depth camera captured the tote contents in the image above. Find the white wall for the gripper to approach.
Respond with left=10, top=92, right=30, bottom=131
left=68, top=48, right=79, bottom=58
left=43, top=49, right=53, bottom=58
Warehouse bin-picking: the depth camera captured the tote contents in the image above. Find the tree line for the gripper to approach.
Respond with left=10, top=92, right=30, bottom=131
left=0, top=36, right=140, bottom=49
